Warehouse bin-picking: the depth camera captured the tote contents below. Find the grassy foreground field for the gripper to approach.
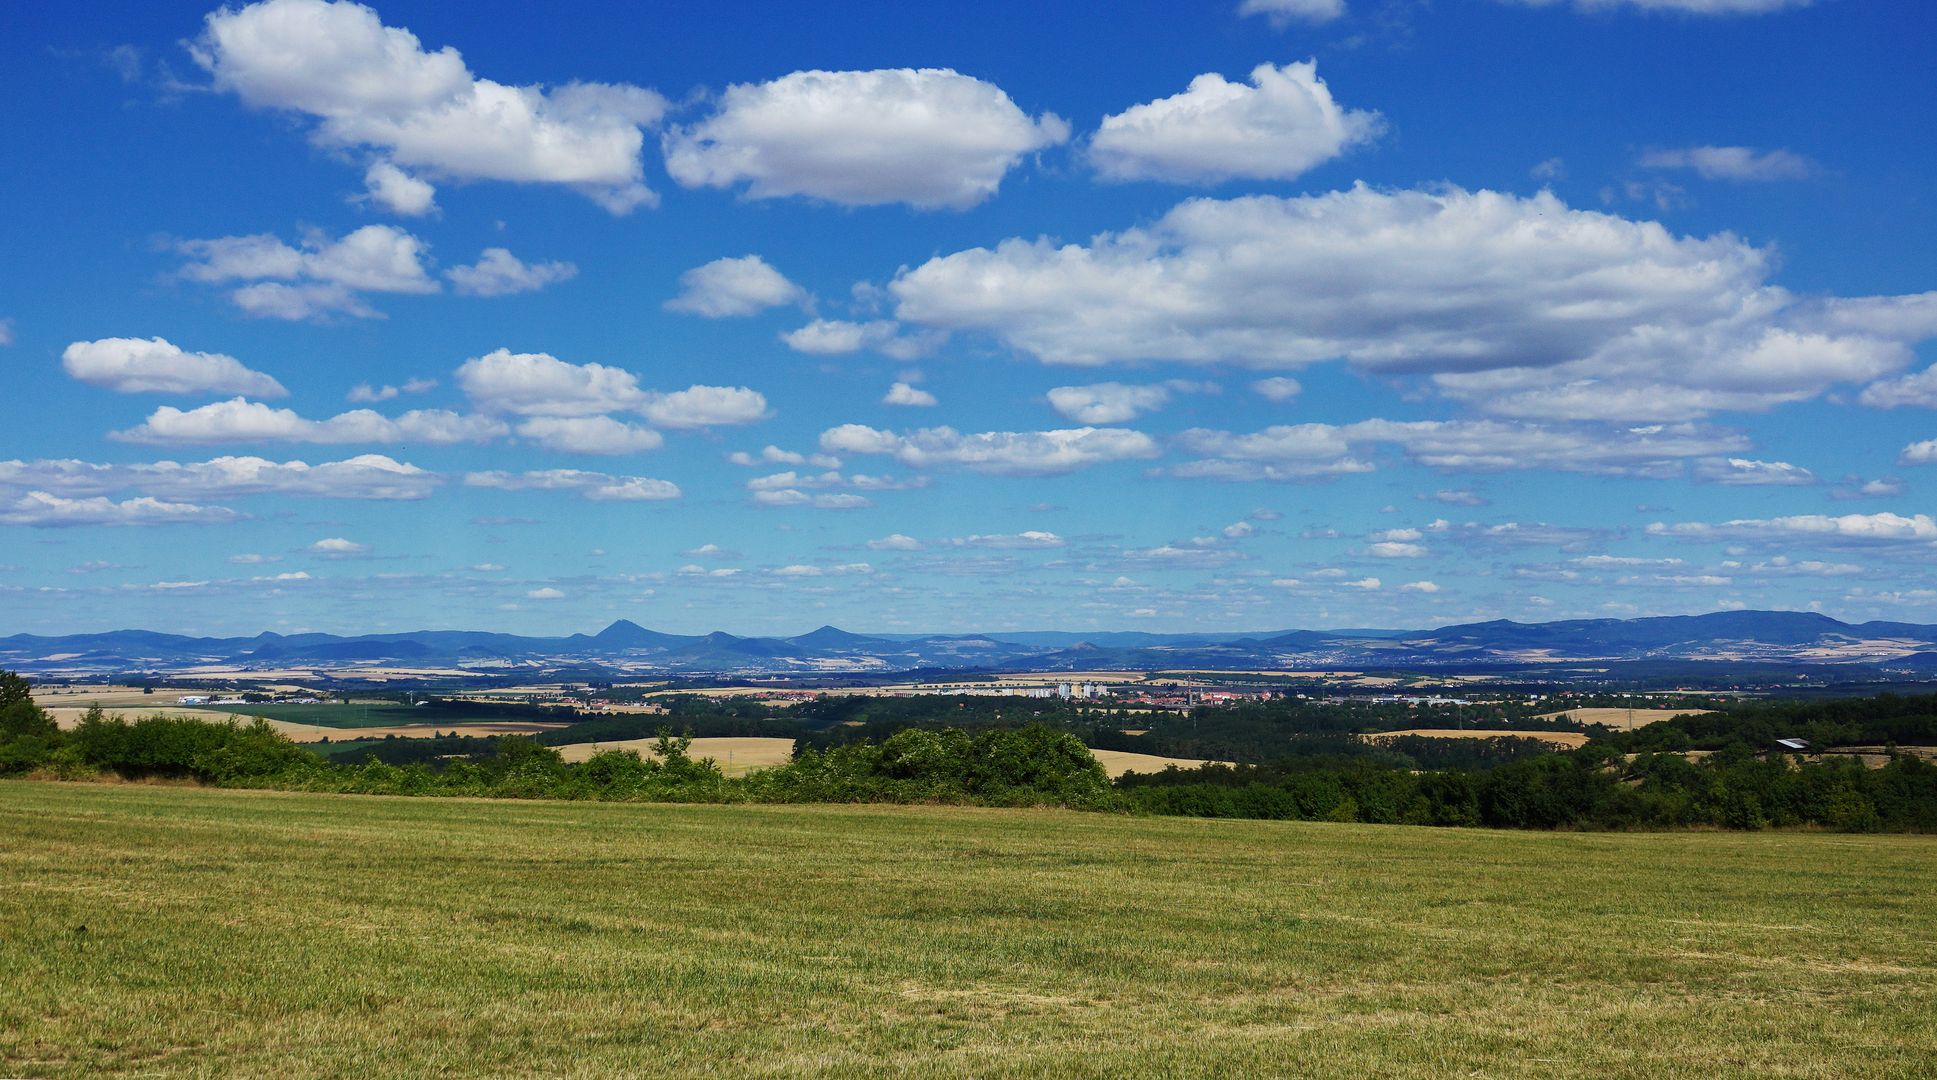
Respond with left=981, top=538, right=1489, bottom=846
left=2, top=785, right=1933, bottom=1079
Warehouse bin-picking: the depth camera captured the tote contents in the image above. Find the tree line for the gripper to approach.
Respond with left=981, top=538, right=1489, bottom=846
left=4, top=674, right=1935, bottom=831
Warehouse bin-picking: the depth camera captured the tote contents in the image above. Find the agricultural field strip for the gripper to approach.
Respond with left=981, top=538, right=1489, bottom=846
left=1, top=784, right=1932, bottom=1078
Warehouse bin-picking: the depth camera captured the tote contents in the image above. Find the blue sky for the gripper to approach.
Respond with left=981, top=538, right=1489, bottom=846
left=2, top=0, right=1934, bottom=637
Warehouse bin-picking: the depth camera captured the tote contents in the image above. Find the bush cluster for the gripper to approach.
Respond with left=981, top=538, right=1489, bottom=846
left=1121, top=744, right=1937, bottom=831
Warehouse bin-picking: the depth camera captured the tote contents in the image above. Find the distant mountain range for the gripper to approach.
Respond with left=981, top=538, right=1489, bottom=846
left=7, top=610, right=1937, bottom=680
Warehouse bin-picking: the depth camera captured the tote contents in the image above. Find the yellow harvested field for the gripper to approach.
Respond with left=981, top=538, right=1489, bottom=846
left=1091, top=749, right=1226, bottom=777
left=48, top=706, right=238, bottom=728
left=551, top=738, right=1220, bottom=779
left=555, top=736, right=798, bottom=776
left=1369, top=728, right=1590, bottom=749
left=1536, top=707, right=1712, bottom=731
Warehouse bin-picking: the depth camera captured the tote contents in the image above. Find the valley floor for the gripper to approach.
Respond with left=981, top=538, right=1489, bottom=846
left=2, top=782, right=1933, bottom=1078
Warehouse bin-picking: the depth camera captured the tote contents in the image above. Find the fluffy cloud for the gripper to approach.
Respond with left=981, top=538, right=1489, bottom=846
left=445, top=248, right=577, bottom=297
left=361, top=161, right=436, bottom=215
left=526, top=587, right=566, bottom=600
left=1170, top=419, right=1749, bottom=480
left=1503, top=0, right=1813, bottom=14
left=727, top=445, right=842, bottom=469
left=347, top=377, right=435, bottom=402
left=0, top=454, right=437, bottom=501
left=1090, top=62, right=1379, bottom=185
left=454, top=350, right=767, bottom=428
left=1046, top=383, right=1171, bottom=424
left=1252, top=376, right=1301, bottom=402
left=780, top=319, right=940, bottom=359
left=62, top=337, right=287, bottom=397
left=770, top=563, right=872, bottom=577
left=883, top=382, right=937, bottom=407
left=664, top=255, right=807, bottom=317
left=177, top=225, right=438, bottom=319
left=951, top=531, right=1064, bottom=549
left=821, top=424, right=1160, bottom=475
left=112, top=398, right=507, bottom=445
left=308, top=537, right=370, bottom=554
left=465, top=469, right=680, bottom=501
left=664, top=68, right=1068, bottom=209
left=745, top=468, right=912, bottom=509
left=1901, top=440, right=1937, bottom=465
left=456, top=348, right=643, bottom=416
left=1639, top=145, right=1815, bottom=181
left=642, top=386, right=769, bottom=428
left=1168, top=423, right=1370, bottom=480
left=0, top=492, right=237, bottom=527
left=1693, top=457, right=1816, bottom=486
left=867, top=533, right=923, bottom=551
left=515, top=416, right=664, bottom=455
left=1238, top=0, right=1346, bottom=24
left=751, top=489, right=872, bottom=509
left=890, top=186, right=1932, bottom=420
left=194, top=0, right=665, bottom=212
left=1650, top=512, right=1937, bottom=544
left=1859, top=365, right=1937, bottom=409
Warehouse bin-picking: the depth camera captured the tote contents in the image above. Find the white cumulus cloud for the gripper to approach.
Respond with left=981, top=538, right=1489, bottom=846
left=883, top=382, right=937, bottom=407
left=62, top=337, right=287, bottom=397
left=780, top=319, right=939, bottom=359
left=515, top=416, right=663, bottom=455
left=0, top=454, right=436, bottom=501
left=1650, top=512, right=1937, bottom=544
left=1502, top=0, right=1813, bottom=14
left=1252, top=376, right=1301, bottom=402
left=111, top=398, right=506, bottom=446
left=1090, top=62, right=1379, bottom=185
left=465, top=469, right=680, bottom=501
left=889, top=186, right=1933, bottom=420
left=360, top=161, right=436, bottom=215
left=641, top=386, right=769, bottom=429
left=951, top=531, right=1064, bottom=549
left=1239, top=0, right=1347, bottom=25
left=821, top=424, right=1160, bottom=475
left=664, top=68, right=1068, bottom=209
left=177, top=224, right=439, bottom=319
left=446, top=248, right=577, bottom=297
left=0, top=492, right=238, bottom=528
left=1046, top=383, right=1171, bottom=424
left=456, top=348, right=645, bottom=416
left=194, top=0, right=665, bottom=212
left=665, top=255, right=808, bottom=317
left=1900, top=440, right=1937, bottom=466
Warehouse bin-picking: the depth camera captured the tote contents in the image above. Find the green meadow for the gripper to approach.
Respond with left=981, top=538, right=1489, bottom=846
left=2, top=782, right=1932, bottom=1078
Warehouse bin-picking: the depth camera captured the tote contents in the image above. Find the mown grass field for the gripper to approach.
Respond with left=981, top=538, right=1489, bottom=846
left=2, top=783, right=1933, bottom=1078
